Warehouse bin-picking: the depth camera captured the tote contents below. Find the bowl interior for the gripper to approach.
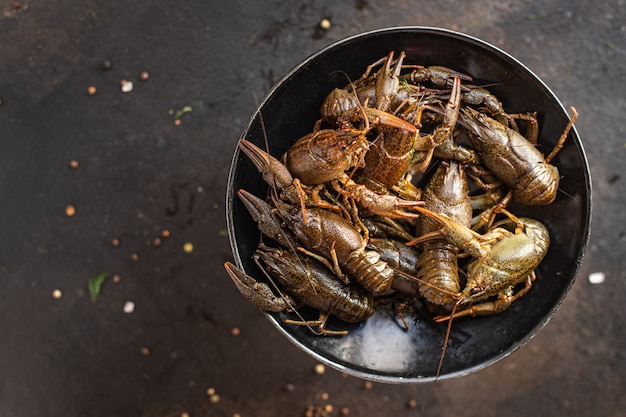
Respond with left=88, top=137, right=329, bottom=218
left=226, top=27, right=591, bottom=382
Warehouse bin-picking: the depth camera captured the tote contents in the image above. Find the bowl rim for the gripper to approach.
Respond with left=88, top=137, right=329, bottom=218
left=226, top=26, right=592, bottom=383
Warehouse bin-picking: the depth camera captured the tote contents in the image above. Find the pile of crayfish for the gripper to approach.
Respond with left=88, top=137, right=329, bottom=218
left=224, top=51, right=578, bottom=336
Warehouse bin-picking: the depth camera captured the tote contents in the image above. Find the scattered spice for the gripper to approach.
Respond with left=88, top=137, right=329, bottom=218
left=130, top=252, right=140, bottom=262
left=152, top=237, right=162, bottom=247
left=112, top=274, right=121, bottom=284
left=319, top=18, right=331, bottom=30
left=363, top=381, right=373, bottom=390
left=314, top=363, right=325, bottom=375
left=139, top=71, right=150, bottom=81
left=65, top=204, right=76, bottom=217
left=120, top=79, right=133, bottom=93
left=69, top=160, right=80, bottom=169
left=88, top=271, right=110, bottom=302
left=52, top=289, right=62, bottom=299
left=588, top=272, right=605, bottom=284
left=174, top=119, right=182, bottom=126
left=123, top=301, right=135, bottom=313
left=183, top=242, right=193, bottom=253
left=111, top=237, right=121, bottom=247
left=206, top=387, right=221, bottom=403
left=407, top=399, right=418, bottom=409
left=340, top=407, right=350, bottom=415
left=230, top=326, right=240, bottom=336
left=161, top=229, right=171, bottom=238
left=86, top=85, right=97, bottom=96
left=321, top=392, right=329, bottom=401
left=100, top=60, right=112, bottom=71
left=141, top=347, right=151, bottom=356
left=305, top=405, right=331, bottom=417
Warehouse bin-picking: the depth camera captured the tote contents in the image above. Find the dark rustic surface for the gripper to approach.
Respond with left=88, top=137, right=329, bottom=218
left=0, top=1, right=624, bottom=416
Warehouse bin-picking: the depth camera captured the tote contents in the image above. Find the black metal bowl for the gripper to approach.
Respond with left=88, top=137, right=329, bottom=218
left=226, top=27, right=591, bottom=383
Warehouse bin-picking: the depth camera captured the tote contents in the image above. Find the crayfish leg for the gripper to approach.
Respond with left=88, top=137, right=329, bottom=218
left=544, top=106, right=578, bottom=164
left=292, top=178, right=309, bottom=224
left=416, top=147, right=436, bottom=173
left=405, top=230, right=444, bottom=247
left=433, top=272, right=536, bottom=322
left=329, top=241, right=349, bottom=284
left=283, top=312, right=349, bottom=336
left=472, top=190, right=514, bottom=232
left=393, top=298, right=415, bottom=330
left=309, top=185, right=344, bottom=215
left=508, top=111, right=539, bottom=143
left=360, top=55, right=388, bottom=81
left=295, top=246, right=349, bottom=285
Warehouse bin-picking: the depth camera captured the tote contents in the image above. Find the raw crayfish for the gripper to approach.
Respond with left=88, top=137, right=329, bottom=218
left=224, top=245, right=374, bottom=336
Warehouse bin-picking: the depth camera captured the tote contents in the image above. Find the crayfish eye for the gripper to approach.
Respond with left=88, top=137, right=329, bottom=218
left=470, top=287, right=482, bottom=295
left=338, top=140, right=347, bottom=151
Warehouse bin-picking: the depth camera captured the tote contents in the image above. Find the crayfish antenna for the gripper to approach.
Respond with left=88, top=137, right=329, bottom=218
left=253, top=248, right=324, bottom=336
left=424, top=301, right=459, bottom=414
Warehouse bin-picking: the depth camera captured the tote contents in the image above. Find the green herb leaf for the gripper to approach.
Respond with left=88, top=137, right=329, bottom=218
left=527, top=12, right=546, bottom=20
left=173, top=106, right=193, bottom=119
left=88, top=271, right=110, bottom=303
left=218, top=228, right=229, bottom=237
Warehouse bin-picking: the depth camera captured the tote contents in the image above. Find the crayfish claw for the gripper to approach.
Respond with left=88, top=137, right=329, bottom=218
left=238, top=140, right=294, bottom=190
left=237, top=189, right=295, bottom=248
left=224, top=262, right=291, bottom=313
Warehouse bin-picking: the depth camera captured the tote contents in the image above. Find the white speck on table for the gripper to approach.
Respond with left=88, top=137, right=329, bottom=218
left=588, top=272, right=605, bottom=284
left=120, top=80, right=133, bottom=93
left=123, top=301, right=135, bottom=313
